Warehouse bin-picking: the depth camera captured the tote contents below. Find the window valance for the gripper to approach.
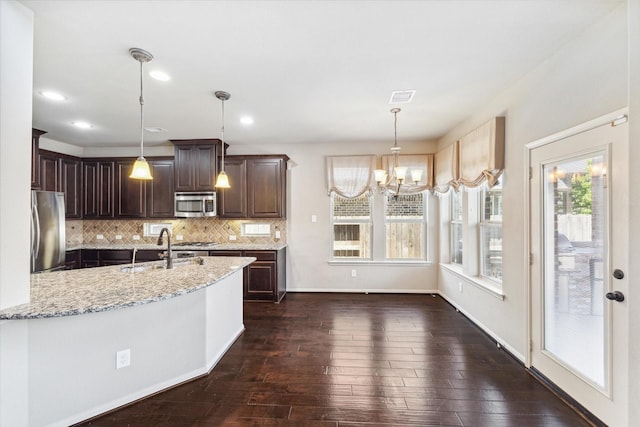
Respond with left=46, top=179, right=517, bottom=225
left=380, top=154, right=434, bottom=195
left=433, top=142, right=459, bottom=194
left=326, top=155, right=377, bottom=198
left=458, top=117, right=505, bottom=189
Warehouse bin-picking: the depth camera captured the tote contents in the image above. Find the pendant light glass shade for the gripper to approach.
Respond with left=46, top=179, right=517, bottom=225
left=214, top=90, right=231, bottom=189
left=129, top=48, right=153, bottom=180
left=214, top=170, right=230, bottom=188
left=130, top=156, right=153, bottom=180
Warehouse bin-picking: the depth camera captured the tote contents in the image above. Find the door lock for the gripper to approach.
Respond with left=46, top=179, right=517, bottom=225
left=605, top=291, right=625, bottom=302
left=612, top=269, right=624, bottom=280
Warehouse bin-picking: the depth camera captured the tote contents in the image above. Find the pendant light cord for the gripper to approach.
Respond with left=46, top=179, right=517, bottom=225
left=220, top=97, right=225, bottom=171
left=139, top=59, right=145, bottom=158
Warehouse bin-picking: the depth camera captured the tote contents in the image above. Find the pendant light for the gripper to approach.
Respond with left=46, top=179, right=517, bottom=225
left=129, top=48, right=153, bottom=180
left=214, top=90, right=231, bottom=189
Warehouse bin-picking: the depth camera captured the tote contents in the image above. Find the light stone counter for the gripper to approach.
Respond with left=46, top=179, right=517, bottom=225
left=0, top=256, right=255, bottom=320
left=68, top=242, right=287, bottom=251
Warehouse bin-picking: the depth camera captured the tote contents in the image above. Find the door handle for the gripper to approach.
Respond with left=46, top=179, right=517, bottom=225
left=605, top=291, right=625, bottom=302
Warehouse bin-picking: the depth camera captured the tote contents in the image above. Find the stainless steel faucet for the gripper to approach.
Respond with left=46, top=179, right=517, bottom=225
left=157, top=227, right=173, bottom=269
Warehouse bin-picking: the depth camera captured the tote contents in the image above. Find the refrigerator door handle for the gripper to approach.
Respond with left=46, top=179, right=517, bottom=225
left=31, top=193, right=41, bottom=271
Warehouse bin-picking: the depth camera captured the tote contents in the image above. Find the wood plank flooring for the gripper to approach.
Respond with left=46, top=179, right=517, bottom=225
left=77, top=293, right=591, bottom=426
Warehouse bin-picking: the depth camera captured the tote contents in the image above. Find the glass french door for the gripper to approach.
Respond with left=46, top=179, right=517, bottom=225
left=529, top=116, right=628, bottom=426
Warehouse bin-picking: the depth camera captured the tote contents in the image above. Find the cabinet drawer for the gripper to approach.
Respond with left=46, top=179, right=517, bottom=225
left=100, top=249, right=133, bottom=261
left=244, top=250, right=276, bottom=261
left=209, top=250, right=243, bottom=257
left=136, top=250, right=163, bottom=261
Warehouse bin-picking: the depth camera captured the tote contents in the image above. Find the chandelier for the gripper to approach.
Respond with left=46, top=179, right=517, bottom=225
left=374, top=108, right=422, bottom=194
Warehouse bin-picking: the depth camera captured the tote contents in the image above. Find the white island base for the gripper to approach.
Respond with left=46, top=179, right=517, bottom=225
left=0, top=270, right=244, bottom=427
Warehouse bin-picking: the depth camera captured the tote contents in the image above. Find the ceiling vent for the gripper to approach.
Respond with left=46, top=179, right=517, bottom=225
left=389, top=90, right=416, bottom=104
left=144, top=127, right=168, bottom=133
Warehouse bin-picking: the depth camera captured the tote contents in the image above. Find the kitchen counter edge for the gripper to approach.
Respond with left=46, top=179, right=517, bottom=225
left=0, top=256, right=256, bottom=320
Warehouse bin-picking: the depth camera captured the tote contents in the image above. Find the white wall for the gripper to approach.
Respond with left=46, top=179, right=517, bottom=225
left=229, top=140, right=439, bottom=293
left=0, top=3, right=34, bottom=425
left=626, top=0, right=639, bottom=422
left=436, top=0, right=631, bottom=407
left=0, top=0, right=33, bottom=309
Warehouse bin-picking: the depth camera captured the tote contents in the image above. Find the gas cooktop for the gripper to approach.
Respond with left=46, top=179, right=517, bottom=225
left=173, top=241, right=218, bottom=248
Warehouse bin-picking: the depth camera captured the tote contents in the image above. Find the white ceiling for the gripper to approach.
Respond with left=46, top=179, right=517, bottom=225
left=22, top=0, right=622, bottom=148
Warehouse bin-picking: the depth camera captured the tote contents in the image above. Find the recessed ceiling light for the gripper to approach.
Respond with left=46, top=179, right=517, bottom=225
left=389, top=90, right=416, bottom=104
left=149, top=70, right=171, bottom=81
left=240, top=116, right=254, bottom=126
left=71, top=121, right=93, bottom=129
left=40, top=90, right=67, bottom=101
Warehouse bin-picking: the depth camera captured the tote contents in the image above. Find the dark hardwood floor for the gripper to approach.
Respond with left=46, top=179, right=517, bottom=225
left=78, top=293, right=591, bottom=426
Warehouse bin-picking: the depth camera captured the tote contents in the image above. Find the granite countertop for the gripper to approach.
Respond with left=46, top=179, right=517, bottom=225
left=0, top=256, right=255, bottom=320
left=68, top=242, right=287, bottom=251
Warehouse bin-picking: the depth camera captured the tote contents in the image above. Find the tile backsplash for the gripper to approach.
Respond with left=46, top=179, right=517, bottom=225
left=65, top=218, right=286, bottom=246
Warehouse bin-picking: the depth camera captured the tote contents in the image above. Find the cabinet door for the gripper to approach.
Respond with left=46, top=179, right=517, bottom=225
left=194, top=144, right=216, bottom=191
left=147, top=159, right=174, bottom=218
left=115, top=160, right=146, bottom=218
left=64, top=250, right=82, bottom=270
left=84, top=161, right=114, bottom=218
left=39, top=152, right=60, bottom=192
left=61, top=158, right=82, bottom=218
left=248, top=157, right=285, bottom=218
left=218, top=158, right=247, bottom=218
left=244, top=261, right=277, bottom=300
left=173, top=143, right=217, bottom=192
left=31, top=129, right=46, bottom=189
left=174, top=144, right=196, bottom=191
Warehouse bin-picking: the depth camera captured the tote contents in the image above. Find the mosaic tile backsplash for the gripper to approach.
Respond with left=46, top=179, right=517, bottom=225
left=65, top=218, right=286, bottom=246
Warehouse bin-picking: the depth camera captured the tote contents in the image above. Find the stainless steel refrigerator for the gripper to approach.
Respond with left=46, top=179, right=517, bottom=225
left=31, top=190, right=66, bottom=273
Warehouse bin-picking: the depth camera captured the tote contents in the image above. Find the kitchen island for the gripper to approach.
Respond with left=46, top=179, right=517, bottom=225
left=0, top=256, right=254, bottom=427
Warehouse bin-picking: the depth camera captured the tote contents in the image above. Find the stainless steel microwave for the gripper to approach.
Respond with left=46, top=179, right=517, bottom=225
left=174, top=192, right=216, bottom=217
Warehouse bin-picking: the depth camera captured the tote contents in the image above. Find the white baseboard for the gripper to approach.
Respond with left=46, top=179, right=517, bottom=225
left=287, top=288, right=437, bottom=294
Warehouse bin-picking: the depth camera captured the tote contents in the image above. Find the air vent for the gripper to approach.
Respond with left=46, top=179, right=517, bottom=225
left=144, top=127, right=168, bottom=133
left=389, top=90, right=416, bottom=104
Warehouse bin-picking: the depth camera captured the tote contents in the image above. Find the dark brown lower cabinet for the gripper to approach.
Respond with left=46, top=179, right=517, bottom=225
left=64, top=250, right=82, bottom=270
left=209, top=248, right=286, bottom=302
left=80, top=249, right=133, bottom=268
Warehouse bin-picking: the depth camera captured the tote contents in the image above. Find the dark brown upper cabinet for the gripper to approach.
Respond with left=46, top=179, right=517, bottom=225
left=115, top=159, right=146, bottom=218
left=171, top=139, right=220, bottom=192
left=83, top=160, right=114, bottom=219
left=147, top=158, right=175, bottom=218
left=218, top=155, right=288, bottom=219
left=31, top=128, right=46, bottom=189
left=60, top=157, right=82, bottom=218
left=37, top=149, right=83, bottom=219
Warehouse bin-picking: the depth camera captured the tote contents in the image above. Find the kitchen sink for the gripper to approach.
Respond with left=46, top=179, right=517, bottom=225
left=120, top=257, right=204, bottom=273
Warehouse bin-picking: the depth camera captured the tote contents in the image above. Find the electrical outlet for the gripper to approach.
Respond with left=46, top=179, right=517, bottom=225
left=115, top=234, right=122, bottom=240
left=311, top=215, right=317, bottom=223
left=116, top=349, right=130, bottom=369
left=96, top=234, right=104, bottom=240
left=351, top=269, right=357, bottom=278
left=229, top=235, right=237, bottom=241
left=176, top=234, right=184, bottom=241
left=132, top=235, right=141, bottom=240
left=275, top=230, right=281, bottom=239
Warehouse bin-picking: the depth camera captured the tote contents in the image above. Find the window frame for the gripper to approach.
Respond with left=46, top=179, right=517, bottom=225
left=450, top=190, right=463, bottom=265
left=479, top=181, right=503, bottom=283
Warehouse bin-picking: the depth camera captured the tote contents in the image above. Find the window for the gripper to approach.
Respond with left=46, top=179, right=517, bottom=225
left=480, top=180, right=503, bottom=281
left=331, top=194, right=372, bottom=259
left=385, top=193, right=426, bottom=259
left=450, top=191, right=463, bottom=264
